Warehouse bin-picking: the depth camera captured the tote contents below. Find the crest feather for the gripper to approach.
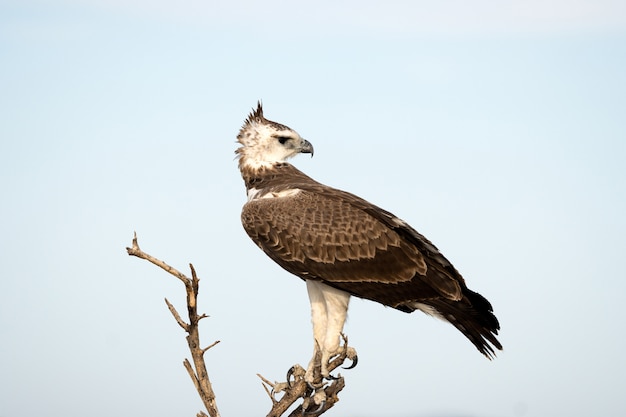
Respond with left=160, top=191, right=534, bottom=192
left=245, top=101, right=265, bottom=126
left=241, top=101, right=289, bottom=132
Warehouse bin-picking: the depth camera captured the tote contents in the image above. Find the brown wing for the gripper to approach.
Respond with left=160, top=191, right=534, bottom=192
left=241, top=187, right=462, bottom=304
left=241, top=184, right=502, bottom=358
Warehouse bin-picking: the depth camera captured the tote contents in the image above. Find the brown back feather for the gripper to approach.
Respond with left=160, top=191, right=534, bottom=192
left=240, top=162, right=502, bottom=357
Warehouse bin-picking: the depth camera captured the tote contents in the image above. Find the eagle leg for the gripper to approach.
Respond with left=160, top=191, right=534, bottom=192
left=304, top=395, right=326, bottom=415
left=286, top=364, right=306, bottom=389
left=270, top=381, right=290, bottom=400
left=305, top=342, right=325, bottom=387
left=304, top=402, right=326, bottom=415
left=321, top=334, right=358, bottom=380
left=342, top=345, right=358, bottom=370
left=319, top=348, right=338, bottom=381
left=324, top=373, right=340, bottom=381
left=305, top=281, right=352, bottom=383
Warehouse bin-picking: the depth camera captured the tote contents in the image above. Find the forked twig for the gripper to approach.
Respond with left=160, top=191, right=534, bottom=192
left=126, top=232, right=221, bottom=417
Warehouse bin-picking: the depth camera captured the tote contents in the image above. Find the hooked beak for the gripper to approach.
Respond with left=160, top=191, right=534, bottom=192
left=299, top=139, right=314, bottom=157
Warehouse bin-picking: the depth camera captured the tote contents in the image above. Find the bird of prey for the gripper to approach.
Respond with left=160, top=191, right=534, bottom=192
left=236, top=102, right=501, bottom=384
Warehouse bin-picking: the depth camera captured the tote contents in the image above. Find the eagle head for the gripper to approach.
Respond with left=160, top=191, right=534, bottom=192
left=236, top=102, right=314, bottom=170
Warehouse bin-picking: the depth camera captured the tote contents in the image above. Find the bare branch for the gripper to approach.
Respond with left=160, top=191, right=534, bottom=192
left=184, top=358, right=202, bottom=391
left=126, top=232, right=190, bottom=287
left=165, top=297, right=190, bottom=332
left=126, top=233, right=220, bottom=417
left=257, top=374, right=277, bottom=402
left=202, top=340, right=221, bottom=354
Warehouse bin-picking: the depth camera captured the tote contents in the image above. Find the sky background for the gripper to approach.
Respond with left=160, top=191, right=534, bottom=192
left=1, top=1, right=625, bottom=416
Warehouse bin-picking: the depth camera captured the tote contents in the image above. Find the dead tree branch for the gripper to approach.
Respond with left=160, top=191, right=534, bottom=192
left=126, top=232, right=221, bottom=417
left=259, top=335, right=352, bottom=417
left=126, top=232, right=350, bottom=416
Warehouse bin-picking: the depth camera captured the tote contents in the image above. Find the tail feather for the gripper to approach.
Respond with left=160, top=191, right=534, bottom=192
left=425, top=289, right=502, bottom=358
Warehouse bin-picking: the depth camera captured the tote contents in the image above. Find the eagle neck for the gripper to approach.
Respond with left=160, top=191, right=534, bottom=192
left=240, top=162, right=316, bottom=194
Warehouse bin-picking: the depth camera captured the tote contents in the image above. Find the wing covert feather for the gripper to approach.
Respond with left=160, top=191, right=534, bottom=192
left=241, top=190, right=426, bottom=284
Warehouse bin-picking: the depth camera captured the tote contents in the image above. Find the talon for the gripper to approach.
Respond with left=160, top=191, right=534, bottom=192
left=304, top=400, right=326, bottom=415
left=342, top=354, right=358, bottom=370
left=270, top=382, right=289, bottom=399
left=307, top=380, right=322, bottom=390
left=286, top=366, right=297, bottom=388
left=325, top=373, right=340, bottom=381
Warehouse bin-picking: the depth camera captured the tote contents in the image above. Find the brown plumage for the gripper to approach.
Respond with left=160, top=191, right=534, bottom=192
left=236, top=103, right=502, bottom=378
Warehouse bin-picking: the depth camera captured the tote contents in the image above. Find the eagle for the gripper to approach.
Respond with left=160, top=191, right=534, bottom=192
left=236, top=103, right=502, bottom=384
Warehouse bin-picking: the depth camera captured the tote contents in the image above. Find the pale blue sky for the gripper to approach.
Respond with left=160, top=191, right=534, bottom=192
left=1, top=1, right=625, bottom=416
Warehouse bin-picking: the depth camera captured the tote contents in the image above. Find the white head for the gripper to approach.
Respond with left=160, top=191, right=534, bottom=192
left=236, top=102, right=314, bottom=170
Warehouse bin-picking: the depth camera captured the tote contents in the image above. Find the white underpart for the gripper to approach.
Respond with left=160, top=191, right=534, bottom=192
left=246, top=187, right=301, bottom=202
left=411, top=302, right=445, bottom=320
left=305, top=280, right=351, bottom=382
left=242, top=159, right=281, bottom=170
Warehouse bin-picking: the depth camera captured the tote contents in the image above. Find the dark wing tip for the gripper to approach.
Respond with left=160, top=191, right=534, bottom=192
left=427, top=289, right=503, bottom=359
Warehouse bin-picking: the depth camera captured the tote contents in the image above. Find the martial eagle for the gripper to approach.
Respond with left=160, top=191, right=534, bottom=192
left=236, top=103, right=502, bottom=384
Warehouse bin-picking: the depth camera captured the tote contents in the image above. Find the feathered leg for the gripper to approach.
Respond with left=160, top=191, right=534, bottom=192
left=305, top=280, right=351, bottom=384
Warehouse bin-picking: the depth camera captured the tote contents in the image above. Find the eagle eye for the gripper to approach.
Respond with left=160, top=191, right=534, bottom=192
left=277, top=136, right=290, bottom=145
